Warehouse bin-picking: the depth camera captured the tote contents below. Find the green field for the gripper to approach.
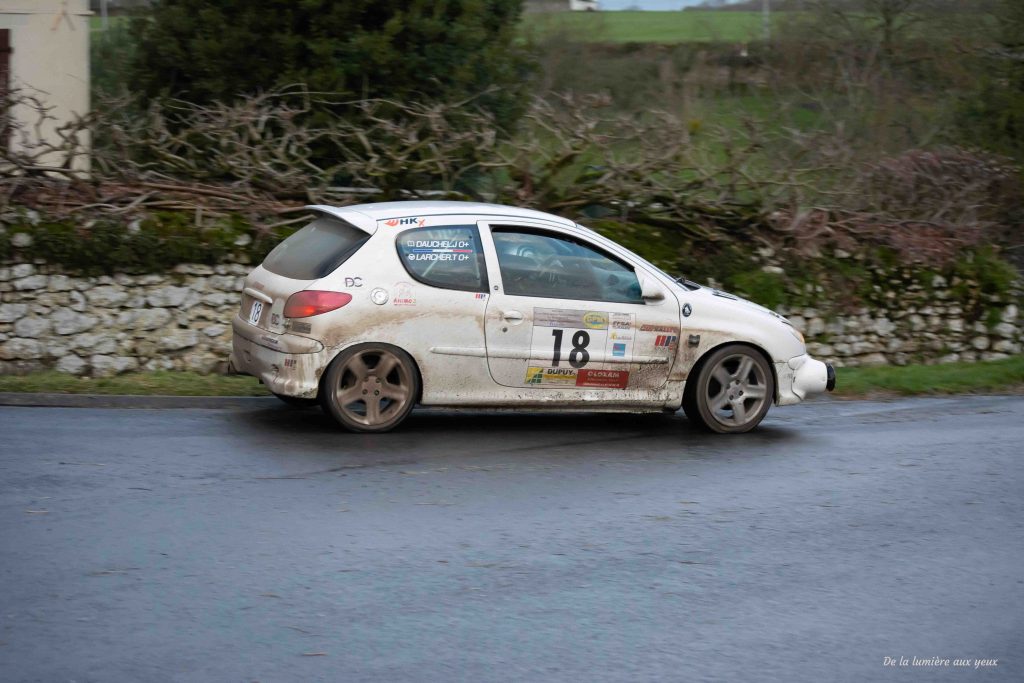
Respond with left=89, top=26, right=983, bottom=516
left=521, top=10, right=784, bottom=44
left=96, top=11, right=774, bottom=43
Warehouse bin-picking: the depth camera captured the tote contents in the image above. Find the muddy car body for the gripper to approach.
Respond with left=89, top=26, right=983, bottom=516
left=230, top=201, right=835, bottom=433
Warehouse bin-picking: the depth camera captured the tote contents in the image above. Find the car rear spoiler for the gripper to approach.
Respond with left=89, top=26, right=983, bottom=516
left=304, top=205, right=377, bottom=236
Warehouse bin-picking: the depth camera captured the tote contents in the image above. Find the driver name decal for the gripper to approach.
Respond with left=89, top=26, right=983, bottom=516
left=404, top=239, right=474, bottom=262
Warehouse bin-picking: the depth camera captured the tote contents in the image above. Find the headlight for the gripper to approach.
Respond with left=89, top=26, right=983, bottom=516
left=788, top=326, right=805, bottom=345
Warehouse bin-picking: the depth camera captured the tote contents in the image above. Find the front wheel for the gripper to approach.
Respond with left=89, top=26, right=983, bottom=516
left=320, top=344, right=420, bottom=433
left=683, top=344, right=774, bottom=434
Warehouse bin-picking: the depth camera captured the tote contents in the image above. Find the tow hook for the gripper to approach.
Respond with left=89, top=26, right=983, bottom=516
left=826, top=363, right=836, bottom=392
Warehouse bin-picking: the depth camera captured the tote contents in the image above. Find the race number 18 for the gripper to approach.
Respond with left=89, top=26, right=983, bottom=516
left=551, top=329, right=590, bottom=368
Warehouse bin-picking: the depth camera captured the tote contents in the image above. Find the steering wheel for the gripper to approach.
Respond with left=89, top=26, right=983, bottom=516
left=536, top=254, right=565, bottom=284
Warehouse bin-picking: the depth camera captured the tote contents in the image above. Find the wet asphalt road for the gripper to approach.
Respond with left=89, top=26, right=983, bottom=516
left=1, top=396, right=1022, bottom=682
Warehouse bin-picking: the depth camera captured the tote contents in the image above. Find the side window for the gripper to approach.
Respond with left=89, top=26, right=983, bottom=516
left=491, top=228, right=643, bottom=304
left=396, top=225, right=487, bottom=292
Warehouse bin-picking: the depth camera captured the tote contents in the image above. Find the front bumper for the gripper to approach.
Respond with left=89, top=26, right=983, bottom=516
left=775, top=353, right=835, bottom=406
left=229, top=316, right=329, bottom=399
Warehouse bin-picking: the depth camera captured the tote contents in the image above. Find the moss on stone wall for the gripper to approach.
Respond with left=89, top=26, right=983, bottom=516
left=0, top=211, right=292, bottom=276
left=588, top=218, right=1021, bottom=321
left=2, top=211, right=1020, bottom=323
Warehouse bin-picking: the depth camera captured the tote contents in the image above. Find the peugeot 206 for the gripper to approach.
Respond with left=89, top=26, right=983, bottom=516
left=230, top=201, right=836, bottom=433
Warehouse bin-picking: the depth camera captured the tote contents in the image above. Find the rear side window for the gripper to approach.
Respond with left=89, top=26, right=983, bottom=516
left=396, top=225, right=487, bottom=292
left=262, top=217, right=369, bottom=280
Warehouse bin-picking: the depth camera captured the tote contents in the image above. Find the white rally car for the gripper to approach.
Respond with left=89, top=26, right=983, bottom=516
left=230, top=201, right=835, bottom=433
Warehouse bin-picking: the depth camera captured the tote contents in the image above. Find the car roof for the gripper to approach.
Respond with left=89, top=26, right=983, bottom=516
left=306, top=201, right=577, bottom=234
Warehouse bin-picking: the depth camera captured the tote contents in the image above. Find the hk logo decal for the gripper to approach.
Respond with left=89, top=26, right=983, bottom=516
left=385, top=217, right=426, bottom=227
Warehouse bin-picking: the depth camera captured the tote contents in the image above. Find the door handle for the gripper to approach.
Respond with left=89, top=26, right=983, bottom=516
left=502, top=310, right=524, bottom=322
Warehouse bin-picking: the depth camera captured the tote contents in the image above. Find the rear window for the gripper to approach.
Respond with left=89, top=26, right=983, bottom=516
left=395, top=225, right=487, bottom=292
left=261, top=217, right=369, bottom=280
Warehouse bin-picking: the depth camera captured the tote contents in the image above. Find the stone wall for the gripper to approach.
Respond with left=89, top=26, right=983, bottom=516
left=780, top=302, right=1021, bottom=367
left=0, top=262, right=1021, bottom=377
left=0, top=263, right=246, bottom=376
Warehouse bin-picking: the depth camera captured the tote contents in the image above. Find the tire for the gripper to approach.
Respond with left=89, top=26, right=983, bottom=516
left=320, top=343, right=420, bottom=433
left=272, top=392, right=319, bottom=408
left=683, top=344, right=774, bottom=434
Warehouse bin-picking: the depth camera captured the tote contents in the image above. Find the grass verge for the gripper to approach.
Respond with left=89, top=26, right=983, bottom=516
left=0, top=370, right=269, bottom=397
left=0, top=357, right=1022, bottom=399
left=832, top=355, right=1024, bottom=397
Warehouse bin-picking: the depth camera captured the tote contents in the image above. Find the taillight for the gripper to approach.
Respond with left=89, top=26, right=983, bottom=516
left=283, top=291, right=352, bottom=318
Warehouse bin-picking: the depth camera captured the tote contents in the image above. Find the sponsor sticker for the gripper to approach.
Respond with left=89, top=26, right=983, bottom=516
left=344, top=276, right=363, bottom=288
left=611, top=315, right=632, bottom=330
left=583, top=311, right=609, bottom=329
left=283, top=358, right=297, bottom=368
left=525, top=366, right=579, bottom=386
left=640, top=324, right=679, bottom=333
left=474, top=292, right=487, bottom=300
left=534, top=308, right=608, bottom=330
left=576, top=369, right=629, bottom=389
left=384, top=217, right=426, bottom=227
left=654, top=334, right=678, bottom=348
left=290, top=321, right=312, bottom=334
left=612, top=343, right=627, bottom=357
left=392, top=281, right=416, bottom=306
left=524, top=366, right=629, bottom=389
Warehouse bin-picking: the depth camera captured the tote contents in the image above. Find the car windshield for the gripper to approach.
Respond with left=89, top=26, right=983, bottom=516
left=262, top=216, right=369, bottom=280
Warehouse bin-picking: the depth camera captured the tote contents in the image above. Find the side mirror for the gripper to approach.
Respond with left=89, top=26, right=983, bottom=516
left=640, top=276, right=665, bottom=302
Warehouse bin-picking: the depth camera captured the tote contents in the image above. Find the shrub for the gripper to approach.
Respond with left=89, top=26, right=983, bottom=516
left=0, top=213, right=288, bottom=276
left=128, top=0, right=534, bottom=132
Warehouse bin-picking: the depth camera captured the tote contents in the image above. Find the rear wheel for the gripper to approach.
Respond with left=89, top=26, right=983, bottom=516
left=683, top=344, right=774, bottom=434
left=320, top=344, right=419, bottom=433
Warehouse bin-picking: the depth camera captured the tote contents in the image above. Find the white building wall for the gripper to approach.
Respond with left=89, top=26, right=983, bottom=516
left=1, top=0, right=91, bottom=173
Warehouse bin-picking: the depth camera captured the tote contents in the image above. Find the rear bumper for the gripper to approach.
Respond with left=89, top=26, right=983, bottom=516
left=775, top=354, right=832, bottom=406
left=229, top=316, right=329, bottom=399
